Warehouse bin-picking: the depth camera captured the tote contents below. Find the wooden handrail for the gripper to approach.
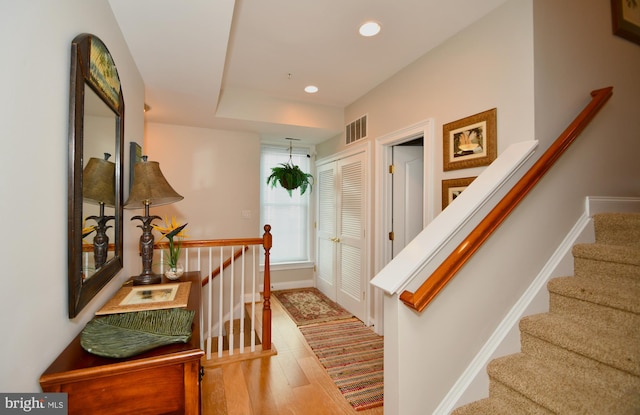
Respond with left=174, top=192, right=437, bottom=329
left=155, top=238, right=264, bottom=249
left=400, top=87, right=613, bottom=313
left=200, top=246, right=249, bottom=287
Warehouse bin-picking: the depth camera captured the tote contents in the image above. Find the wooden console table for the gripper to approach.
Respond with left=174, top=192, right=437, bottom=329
left=40, top=271, right=204, bottom=415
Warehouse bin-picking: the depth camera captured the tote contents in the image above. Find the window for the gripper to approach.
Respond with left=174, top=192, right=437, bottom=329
left=260, top=145, right=312, bottom=264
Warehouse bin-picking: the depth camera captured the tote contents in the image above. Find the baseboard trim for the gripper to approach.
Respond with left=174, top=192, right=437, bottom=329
left=587, top=196, right=640, bottom=216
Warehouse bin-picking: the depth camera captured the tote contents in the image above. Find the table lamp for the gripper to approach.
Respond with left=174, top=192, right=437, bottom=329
left=83, top=153, right=116, bottom=270
left=124, top=156, right=183, bottom=285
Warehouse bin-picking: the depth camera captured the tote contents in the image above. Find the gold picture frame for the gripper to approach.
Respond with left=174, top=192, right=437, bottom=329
left=611, top=0, right=640, bottom=46
left=443, top=108, right=497, bottom=171
left=442, top=177, right=476, bottom=209
left=95, top=281, right=191, bottom=315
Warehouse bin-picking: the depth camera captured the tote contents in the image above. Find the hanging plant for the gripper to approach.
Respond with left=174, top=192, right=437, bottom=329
left=266, top=139, right=314, bottom=196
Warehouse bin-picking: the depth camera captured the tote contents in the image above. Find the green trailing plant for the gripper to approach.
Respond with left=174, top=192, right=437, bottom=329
left=266, top=139, right=314, bottom=196
left=267, top=161, right=314, bottom=196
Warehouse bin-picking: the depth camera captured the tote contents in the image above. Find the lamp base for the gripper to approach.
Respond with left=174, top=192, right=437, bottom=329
left=132, top=274, right=162, bottom=285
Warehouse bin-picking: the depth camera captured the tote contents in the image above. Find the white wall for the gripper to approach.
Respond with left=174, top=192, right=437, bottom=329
left=144, top=123, right=261, bottom=241
left=0, top=1, right=144, bottom=392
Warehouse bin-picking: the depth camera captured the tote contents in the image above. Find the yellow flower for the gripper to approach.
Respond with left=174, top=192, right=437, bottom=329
left=152, top=216, right=189, bottom=240
left=152, top=216, right=188, bottom=269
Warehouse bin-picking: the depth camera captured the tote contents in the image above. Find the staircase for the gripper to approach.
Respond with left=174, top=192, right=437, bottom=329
left=453, top=212, right=640, bottom=414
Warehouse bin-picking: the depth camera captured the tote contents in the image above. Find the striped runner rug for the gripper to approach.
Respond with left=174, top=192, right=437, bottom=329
left=299, top=319, right=383, bottom=411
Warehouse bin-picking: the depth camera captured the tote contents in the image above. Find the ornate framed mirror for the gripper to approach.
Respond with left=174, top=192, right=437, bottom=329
left=68, top=33, right=124, bottom=318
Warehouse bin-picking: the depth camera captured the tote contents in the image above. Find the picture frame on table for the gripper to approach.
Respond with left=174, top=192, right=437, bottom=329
left=443, top=108, right=497, bottom=171
left=95, top=282, right=191, bottom=315
left=442, top=176, right=476, bottom=210
left=611, top=0, right=640, bottom=46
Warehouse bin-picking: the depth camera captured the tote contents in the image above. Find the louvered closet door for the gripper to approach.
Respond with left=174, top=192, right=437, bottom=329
left=316, top=152, right=367, bottom=321
left=316, top=161, right=337, bottom=300
left=336, top=152, right=366, bottom=322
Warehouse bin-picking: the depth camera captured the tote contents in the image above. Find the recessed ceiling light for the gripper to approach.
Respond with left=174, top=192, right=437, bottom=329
left=359, top=21, right=381, bottom=37
left=305, top=85, right=319, bottom=94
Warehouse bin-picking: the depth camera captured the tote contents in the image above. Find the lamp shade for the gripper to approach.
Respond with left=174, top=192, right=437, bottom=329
left=124, top=158, right=183, bottom=209
left=83, top=154, right=116, bottom=207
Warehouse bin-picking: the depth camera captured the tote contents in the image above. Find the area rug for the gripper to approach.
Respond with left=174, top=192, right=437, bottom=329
left=299, top=319, right=384, bottom=411
left=272, top=287, right=353, bottom=326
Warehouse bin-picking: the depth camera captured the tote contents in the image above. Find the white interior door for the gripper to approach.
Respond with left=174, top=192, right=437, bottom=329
left=316, top=162, right=337, bottom=300
left=336, top=152, right=366, bottom=321
left=392, top=144, right=424, bottom=257
left=316, top=152, right=367, bottom=322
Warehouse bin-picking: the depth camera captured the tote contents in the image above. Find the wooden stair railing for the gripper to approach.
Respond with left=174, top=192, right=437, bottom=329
left=400, top=87, right=613, bottom=313
left=154, top=225, right=273, bottom=351
left=200, top=245, right=248, bottom=287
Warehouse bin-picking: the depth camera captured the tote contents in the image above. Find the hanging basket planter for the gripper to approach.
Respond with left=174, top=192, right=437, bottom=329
left=267, top=161, right=313, bottom=196
left=266, top=139, right=314, bottom=197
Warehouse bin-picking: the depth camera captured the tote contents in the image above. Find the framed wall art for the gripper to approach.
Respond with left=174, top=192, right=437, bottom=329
left=442, top=176, right=476, bottom=209
left=443, top=108, right=497, bottom=171
left=611, top=0, right=640, bottom=46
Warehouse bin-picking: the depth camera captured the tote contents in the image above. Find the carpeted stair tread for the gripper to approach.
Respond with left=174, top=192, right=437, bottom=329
left=573, top=243, right=640, bottom=268
left=451, top=397, right=531, bottom=415
left=520, top=313, right=640, bottom=376
left=549, top=281, right=640, bottom=340
left=488, top=353, right=639, bottom=414
left=547, top=275, right=640, bottom=315
left=574, top=256, right=640, bottom=281
left=593, top=212, right=640, bottom=247
left=520, top=330, right=640, bottom=396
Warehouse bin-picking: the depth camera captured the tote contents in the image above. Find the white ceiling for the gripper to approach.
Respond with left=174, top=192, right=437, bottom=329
left=108, top=0, right=508, bottom=145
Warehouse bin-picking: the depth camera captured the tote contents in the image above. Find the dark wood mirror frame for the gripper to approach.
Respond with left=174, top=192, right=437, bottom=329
left=68, top=33, right=124, bottom=318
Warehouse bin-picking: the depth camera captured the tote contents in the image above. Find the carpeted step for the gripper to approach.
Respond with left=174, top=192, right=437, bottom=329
left=520, top=313, right=640, bottom=378
left=520, top=330, right=640, bottom=403
left=486, top=353, right=640, bottom=414
left=593, top=213, right=640, bottom=247
left=548, top=275, right=640, bottom=337
left=573, top=244, right=640, bottom=280
left=451, top=396, right=534, bottom=415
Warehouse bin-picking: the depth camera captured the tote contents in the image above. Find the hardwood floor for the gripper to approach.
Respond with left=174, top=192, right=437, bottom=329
left=201, top=298, right=384, bottom=415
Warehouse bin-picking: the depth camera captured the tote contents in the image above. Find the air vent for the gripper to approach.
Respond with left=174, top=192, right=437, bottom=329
left=345, top=114, right=367, bottom=145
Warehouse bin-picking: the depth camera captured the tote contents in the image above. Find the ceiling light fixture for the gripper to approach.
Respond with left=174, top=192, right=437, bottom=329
left=359, top=21, right=381, bottom=37
left=304, top=85, right=319, bottom=94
